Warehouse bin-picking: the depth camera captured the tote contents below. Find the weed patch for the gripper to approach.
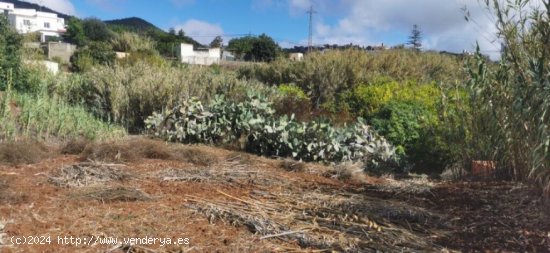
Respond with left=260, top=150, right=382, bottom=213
left=0, top=141, right=50, bottom=165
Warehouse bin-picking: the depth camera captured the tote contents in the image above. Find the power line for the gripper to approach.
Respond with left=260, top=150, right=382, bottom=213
left=183, top=33, right=254, bottom=38
left=306, top=5, right=317, bottom=53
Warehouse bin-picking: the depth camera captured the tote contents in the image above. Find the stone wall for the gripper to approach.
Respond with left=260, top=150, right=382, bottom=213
left=46, top=42, right=76, bottom=64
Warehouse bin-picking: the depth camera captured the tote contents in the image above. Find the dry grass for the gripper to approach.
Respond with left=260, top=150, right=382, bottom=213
left=0, top=141, right=50, bottom=165
left=48, top=162, right=132, bottom=187
left=169, top=145, right=220, bottom=166
left=440, top=163, right=468, bottom=181
left=377, top=174, right=436, bottom=195
left=80, top=138, right=172, bottom=162
left=80, top=137, right=219, bottom=166
left=226, top=152, right=254, bottom=165
left=185, top=188, right=441, bottom=252
left=60, top=138, right=90, bottom=155
left=71, top=186, right=151, bottom=202
left=0, top=178, right=27, bottom=204
left=80, top=140, right=136, bottom=162
left=279, top=159, right=306, bottom=172
left=323, top=162, right=366, bottom=181
left=155, top=160, right=280, bottom=186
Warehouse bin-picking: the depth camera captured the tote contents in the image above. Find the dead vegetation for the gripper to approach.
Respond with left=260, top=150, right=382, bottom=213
left=80, top=141, right=137, bottom=162
left=376, top=174, right=436, bottom=195
left=70, top=186, right=151, bottom=202
left=185, top=189, right=441, bottom=252
left=0, top=141, right=50, bottom=165
left=79, top=137, right=219, bottom=166
left=169, top=145, right=219, bottom=166
left=0, top=220, right=5, bottom=246
left=1, top=138, right=549, bottom=252
left=279, top=159, right=306, bottom=172
left=323, top=162, right=365, bottom=181
left=60, top=138, right=90, bottom=155
left=0, top=177, right=27, bottom=204
left=225, top=152, right=254, bottom=165
left=155, top=159, right=281, bottom=187
left=48, top=161, right=132, bottom=187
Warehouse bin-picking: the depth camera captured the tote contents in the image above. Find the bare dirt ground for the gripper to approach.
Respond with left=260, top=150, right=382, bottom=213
left=0, top=138, right=549, bottom=252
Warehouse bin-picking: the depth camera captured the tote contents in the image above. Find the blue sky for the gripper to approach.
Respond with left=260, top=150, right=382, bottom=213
left=27, top=0, right=523, bottom=57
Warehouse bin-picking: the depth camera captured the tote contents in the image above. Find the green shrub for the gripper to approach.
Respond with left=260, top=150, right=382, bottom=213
left=0, top=88, right=125, bottom=141
left=82, top=18, right=115, bottom=42
left=336, top=78, right=459, bottom=173
left=238, top=49, right=463, bottom=108
left=111, top=31, right=156, bottom=52
left=273, top=84, right=313, bottom=121
left=341, top=78, right=441, bottom=118
left=277, top=84, right=308, bottom=100
left=64, top=18, right=86, bottom=46
left=70, top=41, right=116, bottom=72
left=370, top=101, right=426, bottom=154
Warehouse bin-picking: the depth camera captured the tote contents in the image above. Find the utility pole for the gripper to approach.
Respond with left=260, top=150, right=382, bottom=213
left=307, top=5, right=316, bottom=53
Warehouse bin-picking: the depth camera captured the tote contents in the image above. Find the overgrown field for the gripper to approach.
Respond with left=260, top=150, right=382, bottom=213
left=1, top=1, right=550, bottom=251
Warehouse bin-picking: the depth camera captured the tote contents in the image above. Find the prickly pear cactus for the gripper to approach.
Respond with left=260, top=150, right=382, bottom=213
left=146, top=93, right=398, bottom=171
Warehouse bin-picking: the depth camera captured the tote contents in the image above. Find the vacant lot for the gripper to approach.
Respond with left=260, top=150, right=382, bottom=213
left=0, top=138, right=548, bottom=252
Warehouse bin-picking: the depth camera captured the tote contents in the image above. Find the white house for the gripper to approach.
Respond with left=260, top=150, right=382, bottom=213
left=178, top=43, right=221, bottom=66
left=0, top=1, right=66, bottom=42
left=289, top=53, right=304, bottom=61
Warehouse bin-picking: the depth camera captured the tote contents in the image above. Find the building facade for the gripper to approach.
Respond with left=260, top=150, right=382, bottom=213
left=0, top=1, right=66, bottom=42
left=178, top=43, right=221, bottom=66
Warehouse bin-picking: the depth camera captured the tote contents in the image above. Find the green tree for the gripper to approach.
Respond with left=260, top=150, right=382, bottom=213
left=227, top=34, right=280, bottom=62
left=82, top=18, right=114, bottom=42
left=0, top=15, right=23, bottom=91
left=209, top=36, right=223, bottom=48
left=251, top=34, right=280, bottom=62
left=64, top=18, right=86, bottom=46
left=408, top=24, right=422, bottom=50
left=227, top=36, right=255, bottom=60
left=177, top=29, right=185, bottom=38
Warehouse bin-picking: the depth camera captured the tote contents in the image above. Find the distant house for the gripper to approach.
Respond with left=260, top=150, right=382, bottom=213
left=178, top=43, right=220, bottom=66
left=221, top=50, right=235, bottom=61
left=289, top=52, right=304, bottom=61
left=0, top=1, right=66, bottom=42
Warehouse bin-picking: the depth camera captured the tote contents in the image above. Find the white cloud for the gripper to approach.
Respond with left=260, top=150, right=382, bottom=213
left=286, top=0, right=545, bottom=59
left=25, top=0, right=76, bottom=15
left=174, top=19, right=224, bottom=45
left=307, top=1, right=498, bottom=55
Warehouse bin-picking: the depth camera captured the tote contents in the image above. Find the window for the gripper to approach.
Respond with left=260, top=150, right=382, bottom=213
left=23, top=19, right=31, bottom=26
left=44, top=22, right=50, bottom=28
